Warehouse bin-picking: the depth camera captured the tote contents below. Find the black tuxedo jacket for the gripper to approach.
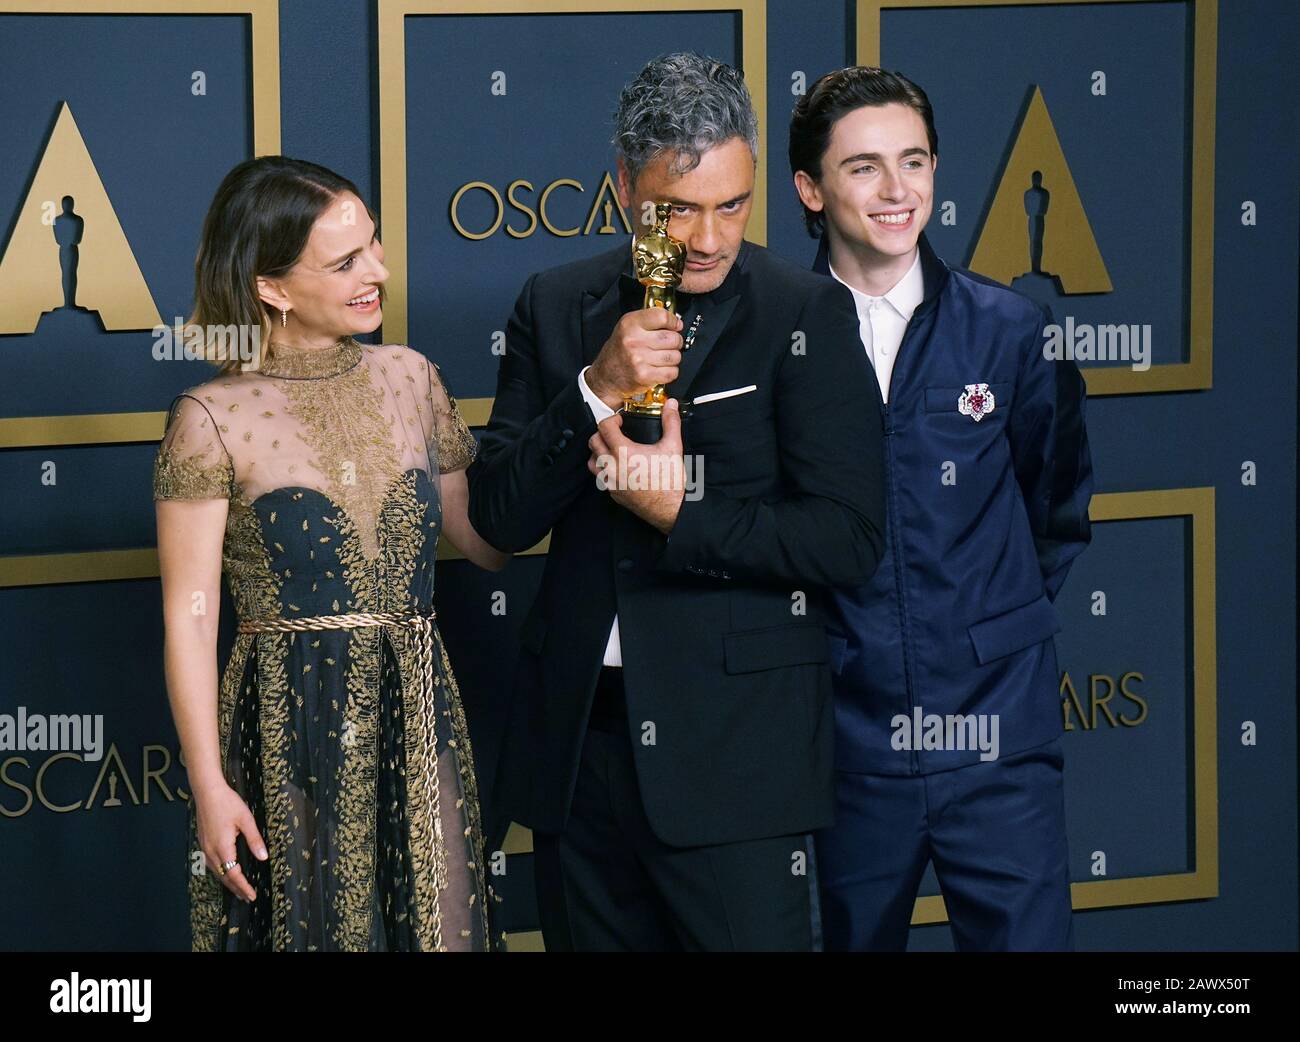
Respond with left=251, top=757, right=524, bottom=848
left=468, top=238, right=885, bottom=847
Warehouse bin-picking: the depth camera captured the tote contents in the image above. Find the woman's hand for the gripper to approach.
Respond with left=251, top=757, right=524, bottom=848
left=194, top=781, right=268, bottom=903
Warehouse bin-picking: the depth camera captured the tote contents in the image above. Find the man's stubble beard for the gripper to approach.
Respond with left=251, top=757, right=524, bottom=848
left=680, top=254, right=734, bottom=295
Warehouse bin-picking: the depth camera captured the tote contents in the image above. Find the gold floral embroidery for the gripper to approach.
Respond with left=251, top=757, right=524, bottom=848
left=153, top=449, right=234, bottom=500
left=224, top=493, right=281, bottom=623
left=427, top=362, right=477, bottom=474
left=257, top=337, right=363, bottom=380
left=278, top=358, right=401, bottom=562
left=380, top=472, right=445, bottom=950
left=152, top=394, right=235, bottom=501
left=327, top=504, right=381, bottom=950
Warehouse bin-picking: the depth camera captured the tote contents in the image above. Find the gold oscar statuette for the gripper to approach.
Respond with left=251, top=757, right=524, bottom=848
left=621, top=201, right=687, bottom=443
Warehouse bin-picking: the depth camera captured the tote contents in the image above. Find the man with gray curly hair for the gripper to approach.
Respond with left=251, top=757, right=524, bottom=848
left=469, top=52, right=886, bottom=951
left=609, top=52, right=758, bottom=285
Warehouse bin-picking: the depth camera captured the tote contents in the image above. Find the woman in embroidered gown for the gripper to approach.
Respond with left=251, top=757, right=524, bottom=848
left=153, top=157, right=508, bottom=951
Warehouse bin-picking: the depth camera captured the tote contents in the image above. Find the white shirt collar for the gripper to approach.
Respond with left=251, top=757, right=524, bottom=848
left=828, top=248, right=925, bottom=321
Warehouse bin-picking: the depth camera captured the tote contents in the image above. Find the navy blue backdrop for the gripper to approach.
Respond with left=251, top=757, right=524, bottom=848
left=0, top=0, right=1295, bottom=952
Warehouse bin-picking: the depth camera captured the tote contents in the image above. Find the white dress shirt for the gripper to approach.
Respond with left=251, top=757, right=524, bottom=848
left=577, top=366, right=625, bottom=666
left=827, top=248, right=924, bottom=403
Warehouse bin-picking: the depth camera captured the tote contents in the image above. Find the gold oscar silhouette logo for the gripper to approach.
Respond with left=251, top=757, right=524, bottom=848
left=0, top=101, right=160, bottom=334
left=969, top=86, right=1111, bottom=295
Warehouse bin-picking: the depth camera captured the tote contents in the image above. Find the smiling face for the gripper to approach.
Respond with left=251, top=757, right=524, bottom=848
left=256, top=191, right=390, bottom=343
left=618, top=136, right=754, bottom=295
left=796, top=102, right=936, bottom=267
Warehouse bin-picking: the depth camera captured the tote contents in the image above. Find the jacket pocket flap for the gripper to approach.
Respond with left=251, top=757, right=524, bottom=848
left=967, top=594, right=1061, bottom=665
left=724, top=623, right=828, bottom=674
left=518, top=609, right=547, bottom=654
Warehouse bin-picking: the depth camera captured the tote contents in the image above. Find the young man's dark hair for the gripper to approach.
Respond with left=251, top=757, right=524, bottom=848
left=788, top=67, right=939, bottom=237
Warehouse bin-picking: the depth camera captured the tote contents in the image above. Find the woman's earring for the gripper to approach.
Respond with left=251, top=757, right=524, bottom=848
left=280, top=307, right=288, bottom=328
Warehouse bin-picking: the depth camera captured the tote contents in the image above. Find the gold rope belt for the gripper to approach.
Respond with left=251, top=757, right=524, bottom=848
left=236, top=608, right=450, bottom=951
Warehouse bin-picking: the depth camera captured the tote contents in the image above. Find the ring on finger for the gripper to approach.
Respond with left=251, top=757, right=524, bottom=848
left=218, top=859, right=238, bottom=876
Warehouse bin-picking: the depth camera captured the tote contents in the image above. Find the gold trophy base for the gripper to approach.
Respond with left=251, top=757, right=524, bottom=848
left=620, top=386, right=665, bottom=443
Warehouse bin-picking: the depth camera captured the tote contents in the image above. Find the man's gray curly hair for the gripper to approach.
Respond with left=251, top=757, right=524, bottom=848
left=612, top=52, right=759, bottom=184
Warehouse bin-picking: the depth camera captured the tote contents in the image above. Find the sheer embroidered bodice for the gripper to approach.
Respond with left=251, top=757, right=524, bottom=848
left=153, top=338, right=498, bottom=951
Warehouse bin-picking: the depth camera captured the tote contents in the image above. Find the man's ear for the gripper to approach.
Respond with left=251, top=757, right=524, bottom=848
left=616, top=157, right=632, bottom=211
left=793, top=170, right=823, bottom=215
left=931, top=152, right=939, bottom=177
left=256, top=275, right=290, bottom=312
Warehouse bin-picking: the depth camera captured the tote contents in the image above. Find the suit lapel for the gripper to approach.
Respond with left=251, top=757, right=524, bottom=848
left=666, top=294, right=739, bottom=401
left=667, top=239, right=751, bottom=401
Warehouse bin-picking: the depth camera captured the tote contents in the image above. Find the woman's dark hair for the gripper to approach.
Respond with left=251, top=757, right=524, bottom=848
left=191, top=156, right=379, bottom=374
left=788, top=67, right=938, bottom=238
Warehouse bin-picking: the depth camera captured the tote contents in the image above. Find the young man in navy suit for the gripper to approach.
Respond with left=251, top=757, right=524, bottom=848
left=790, top=66, right=1094, bottom=951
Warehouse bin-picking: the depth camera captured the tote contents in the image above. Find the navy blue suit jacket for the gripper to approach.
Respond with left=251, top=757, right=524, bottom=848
left=813, top=231, right=1094, bottom=774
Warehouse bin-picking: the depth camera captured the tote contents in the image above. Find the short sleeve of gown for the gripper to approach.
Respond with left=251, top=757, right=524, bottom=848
left=152, top=393, right=235, bottom=501
left=424, top=359, right=477, bottom=475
